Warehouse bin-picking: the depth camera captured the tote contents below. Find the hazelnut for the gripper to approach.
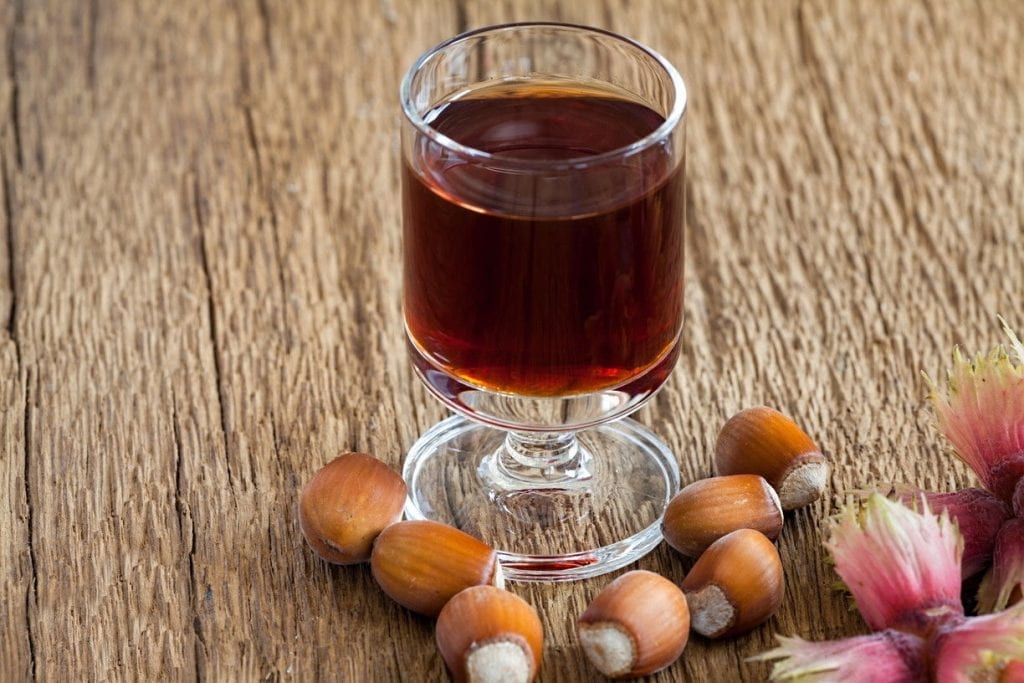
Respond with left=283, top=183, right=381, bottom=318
left=662, top=474, right=783, bottom=558
left=681, top=528, right=785, bottom=638
left=715, top=407, right=828, bottom=510
left=297, top=452, right=407, bottom=565
left=371, top=520, right=503, bottom=617
left=577, top=570, right=690, bottom=678
left=436, top=585, right=543, bottom=683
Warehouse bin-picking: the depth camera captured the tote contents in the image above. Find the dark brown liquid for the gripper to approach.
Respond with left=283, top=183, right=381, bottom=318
left=403, top=83, right=684, bottom=396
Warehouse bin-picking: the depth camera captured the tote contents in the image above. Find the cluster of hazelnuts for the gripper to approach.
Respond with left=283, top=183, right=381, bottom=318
left=298, top=407, right=827, bottom=681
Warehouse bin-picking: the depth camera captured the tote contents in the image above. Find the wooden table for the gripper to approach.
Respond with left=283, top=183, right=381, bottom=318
left=2, top=0, right=1020, bottom=680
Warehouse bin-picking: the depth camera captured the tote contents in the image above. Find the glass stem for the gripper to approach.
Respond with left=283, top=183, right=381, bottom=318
left=496, top=431, right=592, bottom=487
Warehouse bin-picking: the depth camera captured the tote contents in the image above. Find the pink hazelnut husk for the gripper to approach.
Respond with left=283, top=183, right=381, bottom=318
left=929, top=603, right=1024, bottom=680
left=828, top=494, right=963, bottom=635
left=1000, top=661, right=1024, bottom=682
left=929, top=324, right=1024, bottom=504
left=757, top=630, right=927, bottom=682
left=977, top=518, right=1024, bottom=614
left=897, top=487, right=1010, bottom=579
left=990, top=455, right=1024, bottom=506
left=1013, top=477, right=1024, bottom=519
left=760, top=470, right=1024, bottom=680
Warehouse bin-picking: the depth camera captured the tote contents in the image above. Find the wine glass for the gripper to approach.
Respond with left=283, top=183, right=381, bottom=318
left=399, top=23, right=686, bottom=581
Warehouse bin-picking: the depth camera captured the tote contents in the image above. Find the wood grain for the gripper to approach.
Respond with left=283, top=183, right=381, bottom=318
left=0, top=0, right=1021, bottom=680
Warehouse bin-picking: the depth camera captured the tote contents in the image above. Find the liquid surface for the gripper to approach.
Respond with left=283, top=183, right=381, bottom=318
left=428, top=83, right=665, bottom=161
left=403, top=82, right=684, bottom=396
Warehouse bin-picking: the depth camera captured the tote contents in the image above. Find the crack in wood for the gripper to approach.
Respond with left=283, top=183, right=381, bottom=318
left=270, top=412, right=282, bottom=460
left=256, top=0, right=274, bottom=66
left=23, top=371, right=36, bottom=679
left=4, top=10, right=31, bottom=671
left=3, top=162, right=16, bottom=348
left=320, top=159, right=330, bottom=217
left=86, top=0, right=99, bottom=88
left=191, top=175, right=234, bottom=488
left=171, top=393, right=188, bottom=545
left=172, top=393, right=204, bottom=681
left=234, top=0, right=253, bottom=98
left=7, top=0, right=24, bottom=170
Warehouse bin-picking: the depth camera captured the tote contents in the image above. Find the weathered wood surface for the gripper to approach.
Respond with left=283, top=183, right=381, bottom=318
left=1, top=0, right=1021, bottom=680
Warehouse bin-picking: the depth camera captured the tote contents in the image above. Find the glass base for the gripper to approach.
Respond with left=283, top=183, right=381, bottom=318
left=403, top=415, right=680, bottom=582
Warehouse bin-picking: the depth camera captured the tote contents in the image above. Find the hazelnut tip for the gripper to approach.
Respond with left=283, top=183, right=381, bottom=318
left=577, top=622, right=635, bottom=678
left=465, top=640, right=533, bottom=683
left=686, top=584, right=735, bottom=638
left=778, top=458, right=829, bottom=510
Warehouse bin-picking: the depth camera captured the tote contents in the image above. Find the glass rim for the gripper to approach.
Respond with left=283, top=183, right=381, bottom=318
left=399, top=22, right=687, bottom=171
